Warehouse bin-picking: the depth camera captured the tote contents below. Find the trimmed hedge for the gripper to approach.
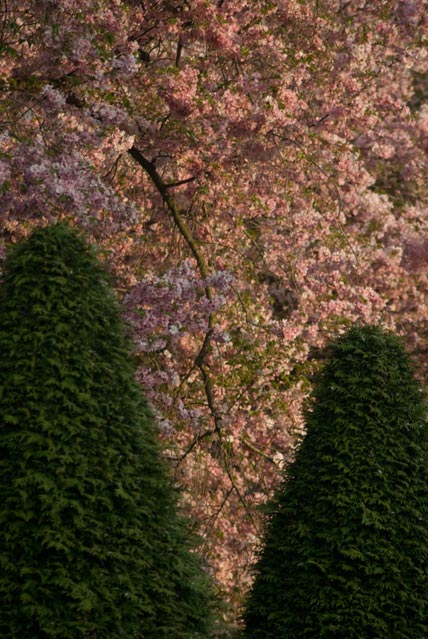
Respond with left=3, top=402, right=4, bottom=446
left=0, top=223, right=212, bottom=638
left=244, top=325, right=428, bottom=638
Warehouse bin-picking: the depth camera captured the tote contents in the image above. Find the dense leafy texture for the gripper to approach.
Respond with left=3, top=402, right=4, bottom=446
left=244, top=325, right=428, bottom=638
left=0, top=223, right=212, bottom=638
left=1, top=1, right=428, bottom=619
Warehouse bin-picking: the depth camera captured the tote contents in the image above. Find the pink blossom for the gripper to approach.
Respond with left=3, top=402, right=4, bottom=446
left=2, top=0, right=428, bottom=622
left=41, top=85, right=66, bottom=111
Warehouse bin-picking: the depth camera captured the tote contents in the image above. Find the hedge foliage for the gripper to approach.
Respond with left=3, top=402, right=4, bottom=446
left=243, top=325, right=428, bottom=638
left=0, top=223, right=213, bottom=638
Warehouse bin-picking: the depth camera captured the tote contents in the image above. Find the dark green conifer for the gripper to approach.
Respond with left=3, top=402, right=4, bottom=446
left=0, top=223, right=212, bottom=638
left=243, top=325, right=428, bottom=639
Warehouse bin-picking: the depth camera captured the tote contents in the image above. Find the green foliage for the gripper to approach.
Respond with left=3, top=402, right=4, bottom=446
left=0, top=223, right=213, bottom=638
left=243, top=325, right=428, bottom=639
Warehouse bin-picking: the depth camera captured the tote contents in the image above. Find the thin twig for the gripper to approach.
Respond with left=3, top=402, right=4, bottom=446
left=241, top=435, right=278, bottom=465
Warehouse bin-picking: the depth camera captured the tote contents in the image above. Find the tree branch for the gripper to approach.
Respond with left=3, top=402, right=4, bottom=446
left=128, top=146, right=212, bottom=292
left=164, top=175, right=197, bottom=189
left=241, top=435, right=278, bottom=465
left=178, top=426, right=218, bottom=462
left=128, top=144, right=223, bottom=443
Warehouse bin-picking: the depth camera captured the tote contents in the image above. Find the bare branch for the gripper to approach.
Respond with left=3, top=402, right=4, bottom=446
left=164, top=175, right=197, bottom=189
left=241, top=435, right=278, bottom=466
left=178, top=426, right=218, bottom=462
left=200, top=486, right=233, bottom=546
left=128, top=145, right=212, bottom=289
left=175, top=37, right=183, bottom=67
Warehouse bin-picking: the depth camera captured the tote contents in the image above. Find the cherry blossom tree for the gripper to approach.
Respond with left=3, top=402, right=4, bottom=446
left=1, top=0, right=428, bottom=625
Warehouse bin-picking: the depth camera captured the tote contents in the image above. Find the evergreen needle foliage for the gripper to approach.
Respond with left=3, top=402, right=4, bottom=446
left=243, top=325, right=428, bottom=639
left=0, top=223, right=213, bottom=638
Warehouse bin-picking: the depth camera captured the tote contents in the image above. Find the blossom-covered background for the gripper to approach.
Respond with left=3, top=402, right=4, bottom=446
left=1, top=0, right=428, bottom=626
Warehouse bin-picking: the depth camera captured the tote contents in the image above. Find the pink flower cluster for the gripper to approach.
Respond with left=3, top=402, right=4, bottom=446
left=2, top=0, right=428, bottom=625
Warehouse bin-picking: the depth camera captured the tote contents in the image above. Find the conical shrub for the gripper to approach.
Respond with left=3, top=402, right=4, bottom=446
left=243, top=325, right=428, bottom=638
left=0, top=223, right=213, bottom=638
